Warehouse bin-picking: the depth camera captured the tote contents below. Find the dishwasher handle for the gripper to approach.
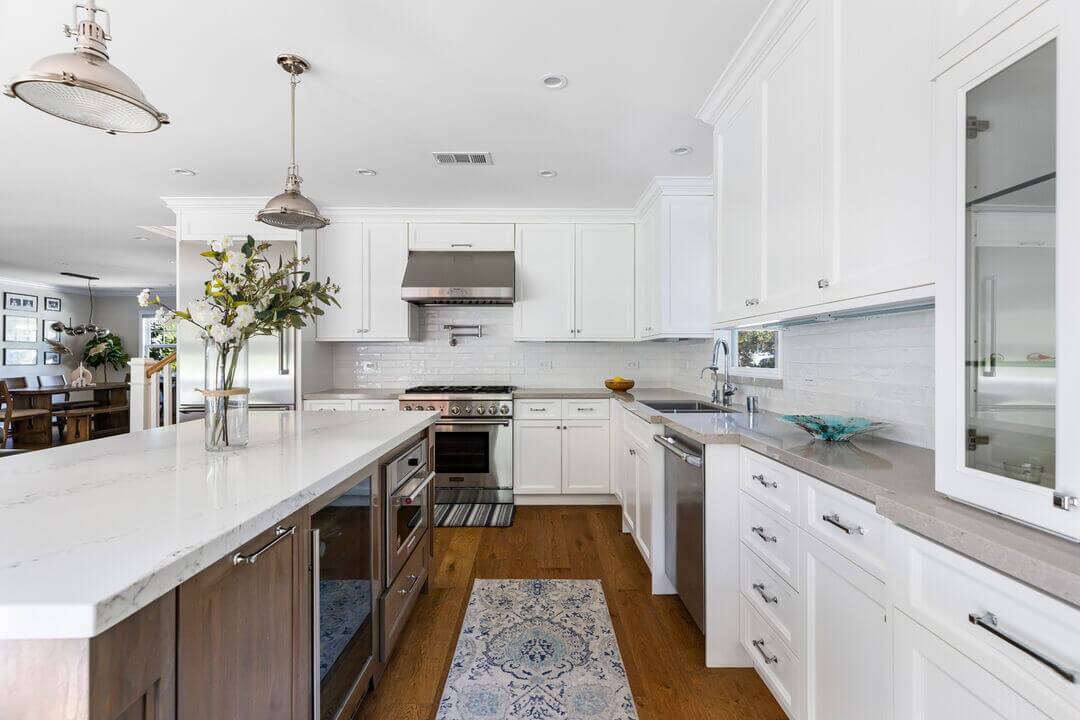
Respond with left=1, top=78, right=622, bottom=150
left=653, top=435, right=703, bottom=467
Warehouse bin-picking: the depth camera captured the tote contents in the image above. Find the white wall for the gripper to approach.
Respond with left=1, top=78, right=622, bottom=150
left=331, top=305, right=708, bottom=389
left=671, top=310, right=936, bottom=448
left=1, top=280, right=92, bottom=382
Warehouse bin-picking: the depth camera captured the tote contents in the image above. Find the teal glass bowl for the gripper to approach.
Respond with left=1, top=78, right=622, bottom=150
left=780, top=414, right=887, bottom=442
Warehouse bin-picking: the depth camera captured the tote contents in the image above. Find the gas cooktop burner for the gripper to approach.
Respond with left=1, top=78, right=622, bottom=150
left=404, top=385, right=516, bottom=395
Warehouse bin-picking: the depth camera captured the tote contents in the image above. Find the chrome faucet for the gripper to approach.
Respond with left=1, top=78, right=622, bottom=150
left=700, top=337, right=737, bottom=406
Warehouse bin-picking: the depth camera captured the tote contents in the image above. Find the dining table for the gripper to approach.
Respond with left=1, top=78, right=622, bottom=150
left=8, top=381, right=130, bottom=446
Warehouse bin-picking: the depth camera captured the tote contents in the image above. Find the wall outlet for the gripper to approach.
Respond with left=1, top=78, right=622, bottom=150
left=539, top=360, right=553, bottom=370
left=361, top=360, right=379, bottom=373
left=626, top=360, right=641, bottom=369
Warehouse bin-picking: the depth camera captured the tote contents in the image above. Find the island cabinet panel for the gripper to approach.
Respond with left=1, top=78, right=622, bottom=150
left=177, top=510, right=310, bottom=720
left=0, top=591, right=177, bottom=720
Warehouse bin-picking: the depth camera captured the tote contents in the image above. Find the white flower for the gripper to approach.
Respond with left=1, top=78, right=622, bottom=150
left=137, top=288, right=152, bottom=307
left=209, top=236, right=233, bottom=253
left=187, top=299, right=223, bottom=327
left=234, top=304, right=256, bottom=329
left=153, top=306, right=174, bottom=323
left=207, top=323, right=238, bottom=345
left=221, top=250, right=246, bottom=277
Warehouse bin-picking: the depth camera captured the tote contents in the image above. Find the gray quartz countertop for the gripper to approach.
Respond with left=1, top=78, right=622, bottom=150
left=304, top=387, right=406, bottom=400
left=618, top=388, right=1080, bottom=608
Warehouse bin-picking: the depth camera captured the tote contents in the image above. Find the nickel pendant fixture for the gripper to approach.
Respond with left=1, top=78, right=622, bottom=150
left=51, top=273, right=111, bottom=338
left=256, top=54, right=329, bottom=230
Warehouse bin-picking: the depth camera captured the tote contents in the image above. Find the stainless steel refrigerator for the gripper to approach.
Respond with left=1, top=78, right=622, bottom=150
left=176, top=238, right=296, bottom=420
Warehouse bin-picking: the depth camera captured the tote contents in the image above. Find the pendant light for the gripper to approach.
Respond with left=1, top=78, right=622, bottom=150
left=51, top=274, right=110, bottom=339
left=4, top=0, right=168, bottom=134
left=256, top=54, right=329, bottom=230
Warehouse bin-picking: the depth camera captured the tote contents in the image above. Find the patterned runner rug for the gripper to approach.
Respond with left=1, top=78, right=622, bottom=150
left=437, top=579, right=639, bottom=719
left=435, top=503, right=515, bottom=528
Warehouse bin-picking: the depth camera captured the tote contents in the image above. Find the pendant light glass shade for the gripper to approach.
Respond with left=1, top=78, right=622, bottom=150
left=256, top=54, right=329, bottom=231
left=3, top=1, right=168, bottom=134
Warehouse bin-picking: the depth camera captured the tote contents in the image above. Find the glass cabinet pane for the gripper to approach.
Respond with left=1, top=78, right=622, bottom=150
left=964, top=40, right=1056, bottom=488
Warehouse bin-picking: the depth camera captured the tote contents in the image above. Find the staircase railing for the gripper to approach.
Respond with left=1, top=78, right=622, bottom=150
left=129, top=353, right=177, bottom=431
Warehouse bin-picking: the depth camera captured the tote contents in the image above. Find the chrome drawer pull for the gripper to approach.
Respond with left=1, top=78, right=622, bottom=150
left=751, top=526, right=777, bottom=544
left=822, top=513, right=864, bottom=535
left=752, top=639, right=778, bottom=665
left=398, top=573, right=420, bottom=595
left=753, top=473, right=777, bottom=489
left=233, top=525, right=295, bottom=566
left=752, top=582, right=779, bottom=605
left=968, top=612, right=1076, bottom=684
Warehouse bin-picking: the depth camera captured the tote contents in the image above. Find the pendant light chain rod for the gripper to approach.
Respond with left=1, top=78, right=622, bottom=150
left=289, top=70, right=299, bottom=174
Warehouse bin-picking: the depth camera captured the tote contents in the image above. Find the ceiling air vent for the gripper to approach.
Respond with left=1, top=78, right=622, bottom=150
left=432, top=152, right=493, bottom=166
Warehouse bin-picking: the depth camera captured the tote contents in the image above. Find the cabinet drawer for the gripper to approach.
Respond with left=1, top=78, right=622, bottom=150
left=741, top=595, right=800, bottom=718
left=304, top=400, right=352, bottom=412
left=351, top=400, right=398, bottom=412
left=382, top=536, right=429, bottom=660
left=515, top=400, right=561, bottom=418
left=562, top=399, right=609, bottom=419
left=408, top=223, right=514, bottom=251
left=740, top=542, right=803, bottom=652
left=802, top=476, right=886, bottom=579
left=741, top=449, right=801, bottom=524
left=891, top=526, right=1080, bottom=709
left=740, top=493, right=800, bottom=591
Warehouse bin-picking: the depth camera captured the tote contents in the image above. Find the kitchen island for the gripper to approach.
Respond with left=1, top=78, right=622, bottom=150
left=0, top=409, right=438, bottom=720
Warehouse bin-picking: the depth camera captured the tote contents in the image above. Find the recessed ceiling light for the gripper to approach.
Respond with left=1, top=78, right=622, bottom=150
left=670, top=146, right=693, bottom=156
left=172, top=168, right=197, bottom=176
left=355, top=168, right=378, bottom=176
left=538, top=170, right=558, bottom=178
left=541, top=74, right=568, bottom=90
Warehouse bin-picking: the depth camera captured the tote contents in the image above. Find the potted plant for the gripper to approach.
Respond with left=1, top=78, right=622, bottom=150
left=83, top=333, right=130, bottom=382
left=139, top=236, right=339, bottom=451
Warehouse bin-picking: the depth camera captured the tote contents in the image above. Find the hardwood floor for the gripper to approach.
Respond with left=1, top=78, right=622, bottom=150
left=357, top=505, right=786, bottom=720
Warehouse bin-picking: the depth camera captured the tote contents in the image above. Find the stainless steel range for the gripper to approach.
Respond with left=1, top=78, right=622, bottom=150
left=399, top=385, right=514, bottom=504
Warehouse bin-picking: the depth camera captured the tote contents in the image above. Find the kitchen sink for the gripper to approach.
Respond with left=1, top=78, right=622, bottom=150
left=643, top=401, right=736, bottom=414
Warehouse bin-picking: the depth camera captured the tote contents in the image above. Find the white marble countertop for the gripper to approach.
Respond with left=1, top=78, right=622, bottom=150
left=0, top=410, right=438, bottom=640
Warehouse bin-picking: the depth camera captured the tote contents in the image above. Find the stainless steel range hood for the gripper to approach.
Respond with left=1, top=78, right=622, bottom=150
left=401, top=251, right=515, bottom=305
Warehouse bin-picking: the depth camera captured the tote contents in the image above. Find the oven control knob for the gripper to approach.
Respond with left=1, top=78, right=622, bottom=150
left=464, top=405, right=473, bottom=414
left=500, top=405, right=510, bottom=415
left=403, top=405, right=412, bottom=411
left=450, top=406, right=460, bottom=415
left=476, top=406, right=486, bottom=415
left=486, top=404, right=495, bottom=415
left=426, top=405, right=436, bottom=411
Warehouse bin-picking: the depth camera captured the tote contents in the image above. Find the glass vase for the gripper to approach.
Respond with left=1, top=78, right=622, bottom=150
left=203, top=339, right=249, bottom=451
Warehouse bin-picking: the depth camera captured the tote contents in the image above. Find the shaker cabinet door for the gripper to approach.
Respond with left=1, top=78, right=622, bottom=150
left=513, top=224, right=575, bottom=341
left=316, top=223, right=366, bottom=340
left=574, top=224, right=635, bottom=340
left=364, top=223, right=412, bottom=341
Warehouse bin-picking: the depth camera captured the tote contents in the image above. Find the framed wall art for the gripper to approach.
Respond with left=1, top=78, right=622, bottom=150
left=43, top=319, right=62, bottom=342
left=44, top=296, right=62, bottom=312
left=44, top=351, right=61, bottom=366
left=3, top=292, right=37, bottom=313
left=3, top=348, right=38, bottom=366
left=3, top=315, right=38, bottom=343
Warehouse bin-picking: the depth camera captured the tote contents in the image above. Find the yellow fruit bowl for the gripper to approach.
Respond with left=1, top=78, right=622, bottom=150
left=604, top=378, right=635, bottom=392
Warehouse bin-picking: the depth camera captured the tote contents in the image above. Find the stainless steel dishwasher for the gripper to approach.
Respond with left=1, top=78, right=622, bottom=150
left=655, top=431, right=706, bottom=633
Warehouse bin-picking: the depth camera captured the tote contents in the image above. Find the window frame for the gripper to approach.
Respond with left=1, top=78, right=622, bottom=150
left=729, top=327, right=782, bottom=379
left=140, top=311, right=177, bottom=359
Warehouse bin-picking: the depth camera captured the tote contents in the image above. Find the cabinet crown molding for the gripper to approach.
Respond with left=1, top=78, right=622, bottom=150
left=696, top=0, right=808, bottom=125
left=632, top=176, right=714, bottom=217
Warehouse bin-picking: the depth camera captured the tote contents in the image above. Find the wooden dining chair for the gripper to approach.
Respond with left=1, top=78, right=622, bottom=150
left=0, top=380, right=51, bottom=448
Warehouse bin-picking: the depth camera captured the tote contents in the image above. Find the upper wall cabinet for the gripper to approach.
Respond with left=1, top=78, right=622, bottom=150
left=316, top=222, right=416, bottom=342
left=934, top=0, right=1080, bottom=540
left=932, top=0, right=1050, bottom=76
left=702, top=0, right=934, bottom=327
left=408, top=223, right=514, bottom=251
left=636, top=185, right=714, bottom=339
left=514, top=223, right=635, bottom=341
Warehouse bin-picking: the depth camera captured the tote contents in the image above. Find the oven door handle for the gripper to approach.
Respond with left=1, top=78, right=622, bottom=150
left=393, top=471, right=434, bottom=507
left=435, top=420, right=511, bottom=427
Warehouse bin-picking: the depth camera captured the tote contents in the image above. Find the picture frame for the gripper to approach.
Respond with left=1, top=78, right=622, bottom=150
left=44, top=351, right=61, bottom=366
left=44, top=296, right=62, bottom=312
left=3, top=315, right=38, bottom=343
left=3, top=348, right=38, bottom=366
left=43, top=319, right=62, bottom=342
left=3, top=292, right=37, bottom=313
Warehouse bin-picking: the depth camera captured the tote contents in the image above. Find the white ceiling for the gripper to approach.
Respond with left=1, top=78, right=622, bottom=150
left=0, top=0, right=766, bottom=289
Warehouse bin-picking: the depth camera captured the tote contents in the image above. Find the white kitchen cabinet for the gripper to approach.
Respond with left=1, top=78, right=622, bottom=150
left=635, top=189, right=714, bottom=339
left=407, top=223, right=514, bottom=251
left=575, top=224, right=635, bottom=340
left=931, top=0, right=1047, bottom=75
left=703, top=0, right=933, bottom=327
left=801, top=533, right=889, bottom=720
left=303, top=399, right=397, bottom=412
left=351, top=400, right=397, bottom=412
left=934, top=1, right=1080, bottom=540
left=631, top=437, right=653, bottom=564
left=513, top=224, right=574, bottom=341
left=513, top=420, right=563, bottom=494
left=316, top=222, right=415, bottom=342
left=514, top=223, right=634, bottom=341
left=562, top=420, right=611, bottom=494
left=619, top=441, right=637, bottom=534
left=893, top=611, right=1053, bottom=720
left=304, top=400, right=351, bottom=412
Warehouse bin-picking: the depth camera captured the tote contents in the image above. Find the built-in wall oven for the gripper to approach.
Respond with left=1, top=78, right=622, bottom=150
left=385, top=438, right=432, bottom=585
left=311, top=466, right=379, bottom=720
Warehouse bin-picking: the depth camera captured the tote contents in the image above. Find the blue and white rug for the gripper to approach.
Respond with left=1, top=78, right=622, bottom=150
left=437, top=579, right=638, bottom=720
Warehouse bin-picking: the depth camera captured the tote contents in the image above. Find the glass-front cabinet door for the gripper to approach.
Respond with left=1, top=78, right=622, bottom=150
left=935, top=1, right=1080, bottom=540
